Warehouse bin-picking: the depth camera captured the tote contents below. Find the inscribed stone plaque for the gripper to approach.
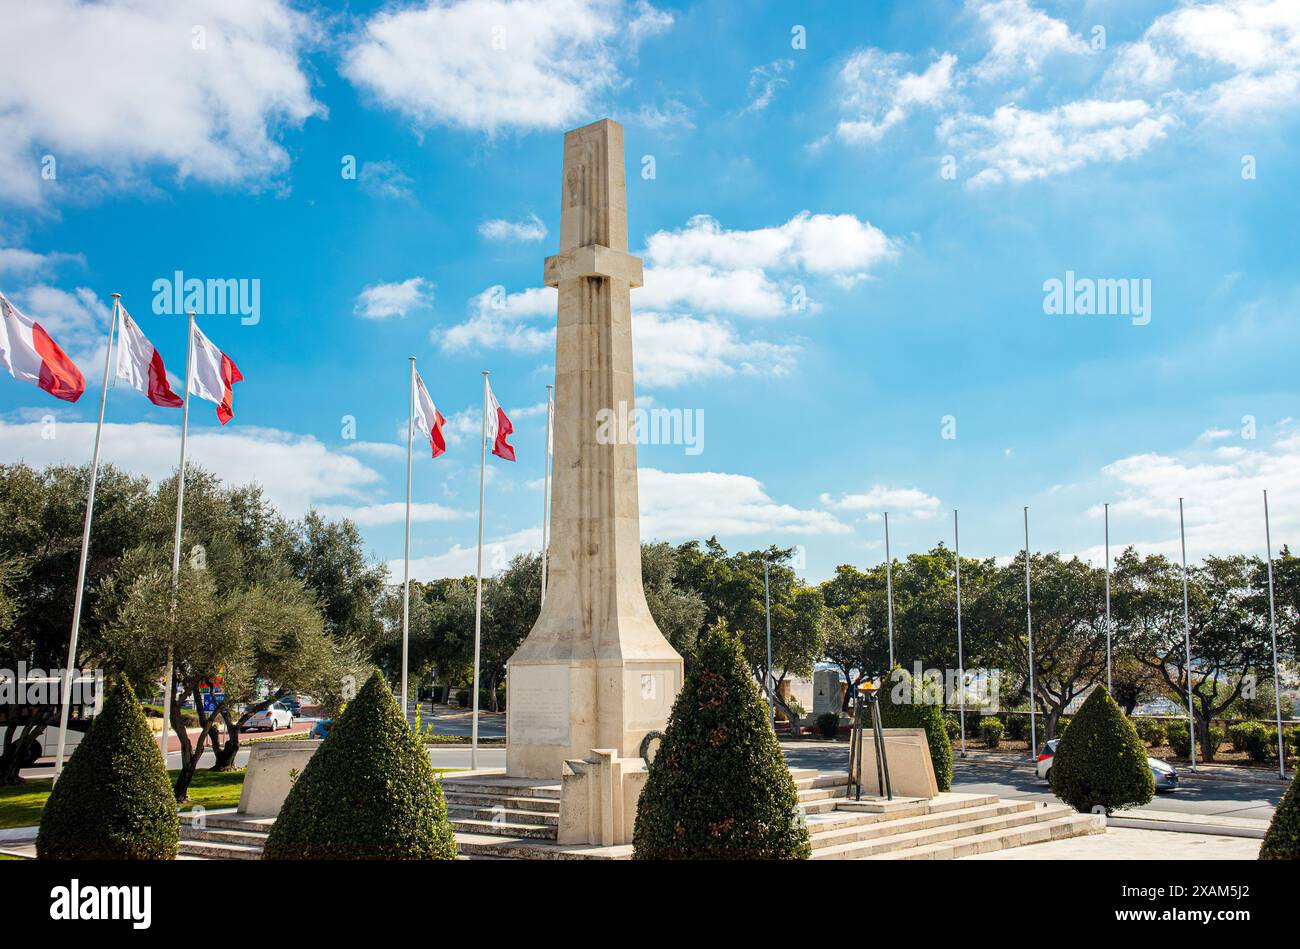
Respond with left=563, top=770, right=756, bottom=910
left=509, top=665, right=570, bottom=745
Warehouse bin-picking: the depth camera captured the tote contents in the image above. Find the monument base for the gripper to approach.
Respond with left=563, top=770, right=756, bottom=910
left=506, top=657, right=680, bottom=779
left=557, top=749, right=648, bottom=846
left=854, top=728, right=939, bottom=799
left=237, top=739, right=322, bottom=816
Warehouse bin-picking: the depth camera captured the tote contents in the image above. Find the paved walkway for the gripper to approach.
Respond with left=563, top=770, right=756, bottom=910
left=962, top=826, right=1260, bottom=860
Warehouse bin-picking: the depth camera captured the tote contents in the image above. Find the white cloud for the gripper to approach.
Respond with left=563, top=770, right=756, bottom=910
left=354, top=278, right=435, bottom=320
left=940, top=99, right=1177, bottom=186
left=317, top=501, right=469, bottom=527
left=633, top=312, right=798, bottom=388
left=628, top=100, right=696, bottom=134
left=6, top=284, right=111, bottom=369
left=342, top=0, right=670, bottom=134
left=0, top=247, right=84, bottom=276
left=439, top=285, right=557, bottom=353
left=479, top=213, right=548, bottom=242
left=343, top=440, right=407, bottom=460
left=641, top=468, right=849, bottom=539
left=967, top=0, right=1090, bottom=82
left=818, top=486, right=944, bottom=520
left=0, top=419, right=382, bottom=517
left=1074, top=424, right=1300, bottom=562
left=1105, top=0, right=1300, bottom=121
left=0, top=0, right=321, bottom=207
left=744, top=59, right=794, bottom=113
left=396, top=526, right=542, bottom=581
left=834, top=49, right=957, bottom=144
left=359, top=161, right=415, bottom=200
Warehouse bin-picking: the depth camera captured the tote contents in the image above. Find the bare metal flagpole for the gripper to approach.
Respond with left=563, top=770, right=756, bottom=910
left=764, top=555, right=773, bottom=723
left=1263, top=489, right=1286, bottom=779
left=401, top=356, right=415, bottom=721
left=954, top=509, right=966, bottom=758
left=1105, top=502, right=1113, bottom=695
left=1024, top=507, right=1037, bottom=760
left=161, top=312, right=196, bottom=765
left=884, top=511, right=894, bottom=669
left=54, top=294, right=120, bottom=778
left=1178, top=497, right=1196, bottom=771
left=471, top=370, right=489, bottom=770
left=540, top=383, right=553, bottom=607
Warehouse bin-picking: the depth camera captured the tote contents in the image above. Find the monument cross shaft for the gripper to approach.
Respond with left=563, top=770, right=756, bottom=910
left=506, top=119, right=682, bottom=780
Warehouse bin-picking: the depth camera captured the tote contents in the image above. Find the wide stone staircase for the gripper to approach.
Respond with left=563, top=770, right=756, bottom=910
left=177, top=768, right=1102, bottom=860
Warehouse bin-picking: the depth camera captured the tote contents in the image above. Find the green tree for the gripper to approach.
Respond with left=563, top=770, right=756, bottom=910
left=641, top=541, right=706, bottom=662
left=1048, top=688, right=1154, bottom=814
left=820, top=563, right=892, bottom=709
left=1259, top=766, right=1300, bottom=860
left=264, top=671, right=457, bottom=860
left=633, top=621, right=810, bottom=859
left=36, top=677, right=178, bottom=859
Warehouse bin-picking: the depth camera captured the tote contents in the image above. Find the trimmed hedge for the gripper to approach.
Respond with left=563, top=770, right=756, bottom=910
left=815, top=712, right=840, bottom=739
left=633, top=621, right=810, bottom=859
left=1049, top=688, right=1153, bottom=814
left=37, top=677, right=178, bottom=860
left=263, top=670, right=457, bottom=860
left=881, top=672, right=953, bottom=792
left=1260, top=765, right=1300, bottom=859
left=979, top=717, right=1004, bottom=748
left=1133, top=717, right=1166, bottom=748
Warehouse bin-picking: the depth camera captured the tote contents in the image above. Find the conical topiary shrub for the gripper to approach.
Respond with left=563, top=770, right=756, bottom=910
left=37, top=676, right=179, bottom=860
left=880, top=667, right=954, bottom=792
left=633, top=621, right=810, bottom=859
left=1259, top=766, right=1300, bottom=859
left=263, top=670, right=457, bottom=860
left=1049, top=687, right=1154, bottom=814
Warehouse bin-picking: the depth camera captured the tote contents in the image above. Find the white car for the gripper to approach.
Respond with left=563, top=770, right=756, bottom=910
left=242, top=701, right=295, bottom=732
left=1037, top=739, right=1179, bottom=791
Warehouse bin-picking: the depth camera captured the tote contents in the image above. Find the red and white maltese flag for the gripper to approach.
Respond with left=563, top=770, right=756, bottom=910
left=189, top=322, right=243, bottom=424
left=0, top=291, right=85, bottom=403
left=485, top=380, right=516, bottom=462
left=116, top=306, right=182, bottom=407
left=413, top=370, right=447, bottom=459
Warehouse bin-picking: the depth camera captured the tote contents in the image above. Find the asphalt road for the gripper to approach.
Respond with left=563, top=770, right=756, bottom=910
left=781, top=742, right=1283, bottom=824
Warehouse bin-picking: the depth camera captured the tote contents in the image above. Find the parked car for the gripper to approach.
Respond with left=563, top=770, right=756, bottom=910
left=1036, top=739, right=1179, bottom=791
left=242, top=701, right=295, bottom=732
left=277, top=695, right=302, bottom=717
left=310, top=718, right=332, bottom=740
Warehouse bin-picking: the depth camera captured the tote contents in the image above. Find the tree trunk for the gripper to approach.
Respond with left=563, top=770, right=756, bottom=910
left=209, top=707, right=240, bottom=771
left=1197, top=714, right=1216, bottom=763
left=1044, top=708, right=1062, bottom=741
left=0, top=714, right=50, bottom=786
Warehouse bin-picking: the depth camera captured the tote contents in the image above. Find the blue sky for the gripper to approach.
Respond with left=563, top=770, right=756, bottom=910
left=2, top=0, right=1298, bottom=583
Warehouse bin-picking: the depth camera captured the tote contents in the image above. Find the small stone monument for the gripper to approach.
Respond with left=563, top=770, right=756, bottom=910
left=506, top=118, right=684, bottom=788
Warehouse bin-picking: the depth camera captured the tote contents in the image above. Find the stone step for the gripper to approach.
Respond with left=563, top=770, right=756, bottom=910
left=181, top=826, right=272, bottom=847
left=809, top=800, right=1038, bottom=850
left=796, top=785, right=851, bottom=804
left=792, top=771, right=851, bottom=790
left=439, top=780, right=561, bottom=801
left=177, top=839, right=263, bottom=860
left=442, top=790, right=561, bottom=813
left=446, top=804, right=559, bottom=827
left=810, top=803, right=1080, bottom=860
left=450, top=818, right=558, bottom=840
left=835, top=792, right=1000, bottom=815
left=865, top=813, right=1104, bottom=860
left=453, top=832, right=622, bottom=860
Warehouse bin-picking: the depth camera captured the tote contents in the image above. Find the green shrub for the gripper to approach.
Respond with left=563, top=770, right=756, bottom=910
left=1260, top=766, right=1300, bottom=860
left=1048, top=688, right=1154, bottom=815
left=37, top=677, right=179, bottom=860
left=979, top=718, right=1004, bottom=749
left=881, top=672, right=953, bottom=792
left=1205, top=725, right=1226, bottom=757
left=1133, top=717, right=1166, bottom=748
left=815, top=712, right=840, bottom=739
left=454, top=688, right=469, bottom=708
left=1004, top=715, right=1028, bottom=742
left=264, top=670, right=457, bottom=860
left=633, top=622, right=810, bottom=859
left=942, top=714, right=961, bottom=742
left=1168, top=724, right=1193, bottom=758
left=1229, top=721, right=1261, bottom=754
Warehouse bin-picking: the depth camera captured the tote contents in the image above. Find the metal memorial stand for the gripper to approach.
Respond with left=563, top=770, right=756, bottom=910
left=847, top=683, right=892, bottom=802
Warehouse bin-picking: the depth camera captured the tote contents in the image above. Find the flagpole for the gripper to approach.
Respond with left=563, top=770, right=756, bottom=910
left=1263, top=490, right=1286, bottom=779
left=471, top=370, right=489, bottom=770
left=1104, top=502, right=1112, bottom=695
left=884, top=511, right=894, bottom=669
left=954, top=509, right=966, bottom=758
left=1178, top=497, right=1196, bottom=771
left=54, top=294, right=120, bottom=777
left=401, top=356, right=415, bottom=721
left=160, top=311, right=196, bottom=765
left=1024, top=506, right=1036, bottom=759
left=540, top=383, right=553, bottom=607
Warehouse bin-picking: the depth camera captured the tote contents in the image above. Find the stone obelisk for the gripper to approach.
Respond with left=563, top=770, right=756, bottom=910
left=506, top=119, right=683, bottom=779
